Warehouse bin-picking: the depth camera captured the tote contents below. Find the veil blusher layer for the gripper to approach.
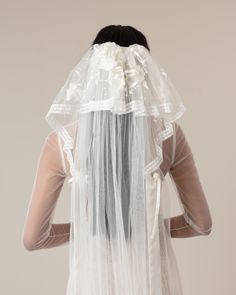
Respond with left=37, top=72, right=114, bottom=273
left=45, top=41, right=186, bottom=295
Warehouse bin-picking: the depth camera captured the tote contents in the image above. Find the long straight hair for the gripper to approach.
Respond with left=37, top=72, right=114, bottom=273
left=88, top=26, right=150, bottom=240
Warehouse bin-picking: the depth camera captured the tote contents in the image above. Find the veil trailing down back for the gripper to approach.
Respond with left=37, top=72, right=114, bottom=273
left=45, top=41, right=187, bottom=295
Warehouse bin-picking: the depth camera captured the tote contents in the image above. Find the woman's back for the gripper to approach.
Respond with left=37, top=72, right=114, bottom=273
left=22, top=121, right=212, bottom=251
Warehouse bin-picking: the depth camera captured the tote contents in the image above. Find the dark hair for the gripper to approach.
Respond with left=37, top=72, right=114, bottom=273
left=89, top=25, right=150, bottom=241
left=91, top=24, right=150, bottom=52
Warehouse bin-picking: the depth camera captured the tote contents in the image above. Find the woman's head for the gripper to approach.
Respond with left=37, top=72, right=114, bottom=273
left=91, top=25, right=150, bottom=52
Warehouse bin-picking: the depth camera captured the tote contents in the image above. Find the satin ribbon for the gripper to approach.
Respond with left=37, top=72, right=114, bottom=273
left=150, top=172, right=161, bottom=239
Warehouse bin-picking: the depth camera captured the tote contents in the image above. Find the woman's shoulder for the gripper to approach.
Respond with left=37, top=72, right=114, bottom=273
left=161, top=121, right=188, bottom=174
left=44, top=130, right=70, bottom=177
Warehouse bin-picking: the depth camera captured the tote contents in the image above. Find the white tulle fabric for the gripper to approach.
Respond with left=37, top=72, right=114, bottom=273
left=45, top=41, right=186, bottom=295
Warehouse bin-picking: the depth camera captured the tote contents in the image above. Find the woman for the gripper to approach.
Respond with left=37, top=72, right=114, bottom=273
left=22, top=25, right=212, bottom=295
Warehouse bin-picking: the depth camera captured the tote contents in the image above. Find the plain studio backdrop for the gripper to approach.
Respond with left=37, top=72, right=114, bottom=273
left=0, top=0, right=235, bottom=294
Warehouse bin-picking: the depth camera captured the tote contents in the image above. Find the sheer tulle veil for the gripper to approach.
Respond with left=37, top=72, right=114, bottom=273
left=45, top=41, right=186, bottom=295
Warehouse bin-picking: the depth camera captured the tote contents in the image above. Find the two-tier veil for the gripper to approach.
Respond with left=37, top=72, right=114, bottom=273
left=45, top=41, right=186, bottom=295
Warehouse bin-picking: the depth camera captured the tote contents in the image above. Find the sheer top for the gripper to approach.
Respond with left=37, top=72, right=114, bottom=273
left=22, top=122, right=212, bottom=251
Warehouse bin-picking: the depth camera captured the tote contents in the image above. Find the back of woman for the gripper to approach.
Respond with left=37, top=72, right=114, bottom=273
left=22, top=25, right=212, bottom=295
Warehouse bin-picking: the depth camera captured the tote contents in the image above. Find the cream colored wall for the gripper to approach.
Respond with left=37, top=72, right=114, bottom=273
left=0, top=0, right=235, bottom=294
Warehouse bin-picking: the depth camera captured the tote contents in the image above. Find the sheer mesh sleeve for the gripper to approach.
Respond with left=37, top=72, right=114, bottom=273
left=169, top=123, right=212, bottom=238
left=22, top=131, right=71, bottom=251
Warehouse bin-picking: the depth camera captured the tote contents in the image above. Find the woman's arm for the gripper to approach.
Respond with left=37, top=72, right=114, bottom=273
left=22, top=131, right=71, bottom=251
left=168, top=123, right=212, bottom=238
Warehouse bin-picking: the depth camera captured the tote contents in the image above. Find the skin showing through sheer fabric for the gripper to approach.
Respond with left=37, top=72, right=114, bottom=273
left=22, top=122, right=212, bottom=251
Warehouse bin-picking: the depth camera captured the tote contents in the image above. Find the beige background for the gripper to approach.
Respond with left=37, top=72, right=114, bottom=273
left=0, top=0, right=235, bottom=294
